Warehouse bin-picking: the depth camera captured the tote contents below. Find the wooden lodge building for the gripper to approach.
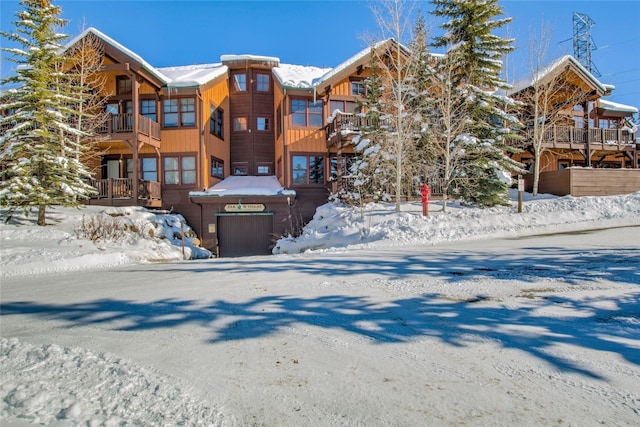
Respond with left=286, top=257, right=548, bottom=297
left=1, top=28, right=638, bottom=256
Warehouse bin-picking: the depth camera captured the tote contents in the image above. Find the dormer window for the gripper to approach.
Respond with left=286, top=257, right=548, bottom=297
left=232, top=73, right=247, bottom=92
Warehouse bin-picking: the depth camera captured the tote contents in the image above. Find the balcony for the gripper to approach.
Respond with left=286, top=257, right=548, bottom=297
left=326, top=112, right=393, bottom=148
left=523, top=125, right=636, bottom=150
left=97, top=113, right=161, bottom=143
left=86, top=178, right=162, bottom=208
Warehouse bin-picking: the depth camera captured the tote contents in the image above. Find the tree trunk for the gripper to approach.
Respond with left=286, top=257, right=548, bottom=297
left=38, top=204, right=46, bottom=226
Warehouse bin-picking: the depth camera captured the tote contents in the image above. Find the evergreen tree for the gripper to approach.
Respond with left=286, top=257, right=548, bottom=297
left=0, top=0, right=96, bottom=225
left=431, top=0, right=522, bottom=206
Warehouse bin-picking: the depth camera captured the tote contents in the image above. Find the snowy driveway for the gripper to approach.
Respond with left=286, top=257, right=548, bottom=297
left=2, top=227, right=639, bottom=426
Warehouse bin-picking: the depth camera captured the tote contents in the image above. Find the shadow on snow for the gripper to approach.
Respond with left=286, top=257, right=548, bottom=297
left=2, top=293, right=639, bottom=380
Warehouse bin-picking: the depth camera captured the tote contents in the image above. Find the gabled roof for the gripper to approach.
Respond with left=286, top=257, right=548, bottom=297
left=511, top=55, right=610, bottom=97
left=272, top=38, right=408, bottom=92
left=64, top=27, right=228, bottom=90
left=64, top=27, right=170, bottom=86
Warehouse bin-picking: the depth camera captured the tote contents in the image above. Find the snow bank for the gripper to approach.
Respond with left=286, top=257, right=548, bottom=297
left=0, top=206, right=211, bottom=278
left=273, top=191, right=640, bottom=254
left=0, top=338, right=227, bottom=425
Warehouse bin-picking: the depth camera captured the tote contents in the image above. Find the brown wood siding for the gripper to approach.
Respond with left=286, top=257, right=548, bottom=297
left=527, top=168, right=640, bottom=196
left=201, top=79, right=231, bottom=188
left=229, top=69, right=275, bottom=174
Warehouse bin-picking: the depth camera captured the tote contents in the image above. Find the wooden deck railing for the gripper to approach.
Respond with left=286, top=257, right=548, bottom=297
left=97, top=113, right=161, bottom=140
left=326, top=112, right=393, bottom=143
left=89, top=178, right=161, bottom=202
left=525, top=125, right=636, bottom=147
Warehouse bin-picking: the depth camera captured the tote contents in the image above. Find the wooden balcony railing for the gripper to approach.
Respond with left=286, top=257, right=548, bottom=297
left=89, top=178, right=161, bottom=204
left=97, top=113, right=161, bottom=140
left=326, top=112, right=393, bottom=145
left=524, top=125, right=636, bottom=148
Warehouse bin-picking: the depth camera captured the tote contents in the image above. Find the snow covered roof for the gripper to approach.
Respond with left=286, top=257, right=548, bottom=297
left=272, top=64, right=331, bottom=89
left=597, top=99, right=638, bottom=114
left=220, top=54, right=280, bottom=64
left=272, top=39, right=404, bottom=91
left=511, top=55, right=609, bottom=95
left=190, top=176, right=296, bottom=197
left=64, top=27, right=170, bottom=84
left=157, top=63, right=228, bottom=88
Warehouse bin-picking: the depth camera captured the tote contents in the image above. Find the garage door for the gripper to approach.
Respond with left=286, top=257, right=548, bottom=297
left=217, top=213, right=274, bottom=257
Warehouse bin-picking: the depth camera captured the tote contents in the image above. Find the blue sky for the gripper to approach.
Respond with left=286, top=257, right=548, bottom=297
left=1, top=0, right=639, bottom=113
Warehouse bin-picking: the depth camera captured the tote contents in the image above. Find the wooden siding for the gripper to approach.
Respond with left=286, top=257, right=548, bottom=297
left=201, top=78, right=231, bottom=188
left=229, top=68, right=275, bottom=175
left=525, top=168, right=640, bottom=196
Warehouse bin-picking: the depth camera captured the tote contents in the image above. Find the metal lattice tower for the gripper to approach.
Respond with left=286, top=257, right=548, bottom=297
left=573, top=12, right=600, bottom=77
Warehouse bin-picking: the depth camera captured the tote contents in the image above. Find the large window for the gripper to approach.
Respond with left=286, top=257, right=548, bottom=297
left=211, top=156, right=224, bottom=179
left=232, top=73, right=247, bottom=91
left=210, top=106, right=223, bottom=139
left=256, top=73, right=270, bottom=92
left=291, top=98, right=323, bottom=127
left=163, top=98, right=195, bottom=128
left=126, top=157, right=158, bottom=181
left=140, top=100, right=157, bottom=122
left=164, top=155, right=196, bottom=185
left=292, top=154, right=325, bottom=185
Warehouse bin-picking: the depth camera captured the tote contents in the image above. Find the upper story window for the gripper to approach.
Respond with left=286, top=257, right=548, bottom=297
left=116, top=76, right=131, bottom=95
left=140, top=100, right=157, bottom=122
left=351, top=80, right=366, bottom=96
left=210, top=106, right=224, bottom=139
left=233, top=116, right=248, bottom=132
left=330, top=100, right=359, bottom=114
left=257, top=116, right=271, bottom=131
left=211, top=156, right=224, bottom=179
left=232, top=73, right=247, bottom=91
left=291, top=98, right=323, bottom=128
left=163, top=97, right=195, bottom=128
left=256, top=73, right=270, bottom=92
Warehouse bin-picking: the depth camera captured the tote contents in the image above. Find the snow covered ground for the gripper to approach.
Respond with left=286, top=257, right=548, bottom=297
left=1, top=191, right=640, bottom=426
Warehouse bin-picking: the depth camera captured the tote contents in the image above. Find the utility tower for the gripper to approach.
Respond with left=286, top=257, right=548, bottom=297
left=573, top=12, right=600, bottom=77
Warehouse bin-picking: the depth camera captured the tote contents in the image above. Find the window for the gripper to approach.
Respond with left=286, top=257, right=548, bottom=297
left=291, top=98, right=323, bottom=127
left=351, top=80, right=366, bottom=96
left=140, top=100, right=157, bottom=122
left=233, top=116, right=248, bottom=131
left=232, top=162, right=248, bottom=175
left=232, top=73, right=247, bottom=91
left=125, top=157, right=158, bottom=181
left=163, top=98, right=195, bottom=128
left=180, top=98, right=195, bottom=126
left=257, top=116, right=270, bottom=131
left=257, top=163, right=272, bottom=175
left=211, top=156, right=224, bottom=179
left=276, top=105, right=282, bottom=137
left=330, top=100, right=359, bottom=114
left=164, top=155, right=196, bottom=185
left=292, top=154, right=325, bottom=185
left=210, top=106, right=224, bottom=139
left=330, top=155, right=355, bottom=179
left=163, top=99, right=178, bottom=127
left=116, top=76, right=131, bottom=95
left=256, top=74, right=270, bottom=92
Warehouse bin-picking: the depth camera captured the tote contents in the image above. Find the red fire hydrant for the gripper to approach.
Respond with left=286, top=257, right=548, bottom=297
left=421, top=184, right=430, bottom=217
